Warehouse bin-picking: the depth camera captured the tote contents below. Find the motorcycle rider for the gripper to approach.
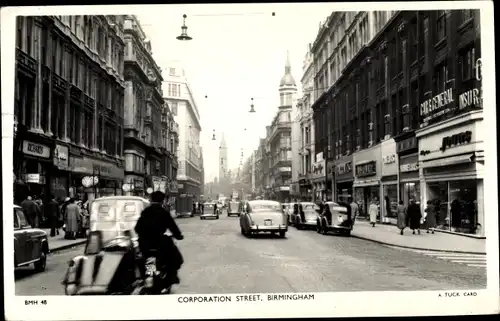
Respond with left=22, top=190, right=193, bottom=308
left=135, top=191, right=184, bottom=287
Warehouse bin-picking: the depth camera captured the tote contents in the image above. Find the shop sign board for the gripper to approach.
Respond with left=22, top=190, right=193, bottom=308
left=355, top=161, right=377, bottom=177
left=396, top=135, right=417, bottom=154
left=71, top=156, right=125, bottom=179
left=400, top=163, right=419, bottom=172
left=25, top=173, right=41, bottom=183
left=420, top=88, right=454, bottom=124
left=311, top=160, right=325, bottom=179
left=335, top=155, right=354, bottom=182
left=381, top=138, right=398, bottom=176
left=440, top=131, right=472, bottom=152
left=23, top=140, right=51, bottom=159
left=54, top=144, right=69, bottom=169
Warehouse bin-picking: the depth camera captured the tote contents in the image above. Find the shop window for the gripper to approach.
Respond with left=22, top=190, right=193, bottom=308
left=427, top=182, right=449, bottom=229
left=382, top=185, right=398, bottom=218
left=400, top=182, right=420, bottom=207
left=449, top=180, right=479, bottom=234
left=354, top=186, right=380, bottom=218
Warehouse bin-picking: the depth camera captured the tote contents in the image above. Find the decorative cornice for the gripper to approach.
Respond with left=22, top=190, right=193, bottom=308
left=397, top=20, right=407, bottom=33
left=379, top=40, right=388, bottom=53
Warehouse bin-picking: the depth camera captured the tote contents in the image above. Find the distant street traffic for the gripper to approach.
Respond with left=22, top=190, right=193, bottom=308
left=15, top=210, right=486, bottom=295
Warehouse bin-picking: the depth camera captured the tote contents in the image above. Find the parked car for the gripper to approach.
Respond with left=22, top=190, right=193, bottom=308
left=239, top=200, right=287, bottom=238
left=227, top=201, right=240, bottom=217
left=316, top=201, right=352, bottom=236
left=291, top=202, right=319, bottom=229
left=14, top=205, right=49, bottom=272
left=200, top=202, right=220, bottom=220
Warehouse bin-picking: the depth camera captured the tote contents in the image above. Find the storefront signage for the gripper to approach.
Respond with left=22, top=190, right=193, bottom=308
left=312, top=161, right=325, bottom=176
left=382, top=154, right=396, bottom=164
left=420, top=88, right=454, bottom=122
left=475, top=58, right=482, bottom=81
left=22, top=140, right=50, bottom=159
left=25, top=173, right=41, bottom=184
left=440, top=131, right=472, bottom=152
left=54, top=144, right=69, bottom=169
left=336, top=161, right=352, bottom=175
left=458, top=88, right=481, bottom=110
left=70, top=156, right=125, bottom=179
left=400, top=163, right=419, bottom=172
left=355, top=161, right=377, bottom=177
left=396, top=136, right=417, bottom=154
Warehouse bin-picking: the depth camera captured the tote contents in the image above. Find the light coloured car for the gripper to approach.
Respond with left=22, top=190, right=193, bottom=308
left=239, top=200, right=287, bottom=238
left=200, top=202, right=220, bottom=220
left=14, top=205, right=49, bottom=272
left=88, top=196, right=150, bottom=246
left=291, top=202, right=320, bottom=229
left=316, top=201, right=352, bottom=236
left=227, top=201, right=240, bottom=217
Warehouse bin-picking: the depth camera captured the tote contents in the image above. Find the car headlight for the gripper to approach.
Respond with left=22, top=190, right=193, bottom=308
left=337, top=215, right=344, bottom=222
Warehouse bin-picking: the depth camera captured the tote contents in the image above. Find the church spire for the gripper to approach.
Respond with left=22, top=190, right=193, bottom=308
left=285, top=50, right=291, bottom=74
left=220, top=132, right=226, bottom=148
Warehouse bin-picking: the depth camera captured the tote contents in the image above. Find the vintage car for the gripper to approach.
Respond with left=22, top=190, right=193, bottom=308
left=227, top=201, right=240, bottom=217
left=200, top=202, right=220, bottom=220
left=290, top=202, right=320, bottom=229
left=316, top=201, right=352, bottom=236
left=14, top=205, right=49, bottom=272
left=88, top=196, right=150, bottom=246
left=239, top=200, right=287, bottom=238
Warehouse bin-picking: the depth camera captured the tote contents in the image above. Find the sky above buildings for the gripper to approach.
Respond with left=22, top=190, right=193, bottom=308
left=136, top=3, right=338, bottom=182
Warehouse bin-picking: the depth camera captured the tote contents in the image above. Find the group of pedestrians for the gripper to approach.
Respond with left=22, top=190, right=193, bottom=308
left=18, top=194, right=89, bottom=240
left=396, top=199, right=438, bottom=235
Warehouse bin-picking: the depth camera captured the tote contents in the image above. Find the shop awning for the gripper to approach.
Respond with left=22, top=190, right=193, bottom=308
left=353, top=179, right=380, bottom=187
left=421, top=154, right=474, bottom=169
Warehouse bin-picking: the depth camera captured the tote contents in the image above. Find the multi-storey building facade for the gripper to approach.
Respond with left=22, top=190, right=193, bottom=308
left=311, top=11, right=394, bottom=202
left=161, top=100, right=179, bottom=207
left=292, top=44, right=316, bottom=201
left=266, top=54, right=297, bottom=203
left=14, top=15, right=126, bottom=203
left=313, top=10, right=483, bottom=236
left=253, top=139, right=266, bottom=198
left=123, top=15, right=168, bottom=197
left=163, top=61, right=203, bottom=214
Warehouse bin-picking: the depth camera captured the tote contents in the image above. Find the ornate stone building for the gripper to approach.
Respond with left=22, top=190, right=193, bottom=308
left=14, top=15, right=126, bottom=203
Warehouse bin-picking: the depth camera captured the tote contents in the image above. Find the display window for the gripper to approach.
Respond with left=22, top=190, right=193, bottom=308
left=354, top=186, right=380, bottom=217
left=382, top=184, right=398, bottom=218
left=400, top=182, right=421, bottom=208
left=426, top=180, right=480, bottom=234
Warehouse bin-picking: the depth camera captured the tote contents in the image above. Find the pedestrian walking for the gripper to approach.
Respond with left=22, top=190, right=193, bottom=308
left=65, top=198, right=81, bottom=240
left=407, top=198, right=422, bottom=235
left=369, top=199, right=378, bottom=227
left=396, top=200, right=407, bottom=235
left=45, top=194, right=60, bottom=237
left=424, top=200, right=437, bottom=234
left=20, top=195, right=37, bottom=227
left=349, top=197, right=359, bottom=226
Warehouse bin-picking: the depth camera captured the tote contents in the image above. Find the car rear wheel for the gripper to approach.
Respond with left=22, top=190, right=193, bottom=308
left=200, top=216, right=204, bottom=220
left=216, top=215, right=219, bottom=219
left=295, top=218, right=302, bottom=229
left=240, top=227, right=245, bottom=235
left=279, top=231, right=286, bottom=238
left=34, top=251, right=47, bottom=272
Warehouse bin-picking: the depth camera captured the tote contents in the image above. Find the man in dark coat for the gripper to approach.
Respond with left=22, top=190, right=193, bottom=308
left=45, top=194, right=60, bottom=237
left=135, top=191, right=184, bottom=285
left=20, top=195, right=37, bottom=227
left=406, top=198, right=422, bottom=235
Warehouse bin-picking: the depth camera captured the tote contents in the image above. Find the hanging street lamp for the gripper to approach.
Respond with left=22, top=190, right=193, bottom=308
left=249, top=97, right=256, bottom=113
left=212, top=129, right=216, bottom=140
left=176, top=14, right=193, bottom=41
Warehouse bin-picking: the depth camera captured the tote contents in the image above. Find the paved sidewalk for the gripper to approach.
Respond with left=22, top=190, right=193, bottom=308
left=351, top=221, right=486, bottom=254
left=42, top=229, right=86, bottom=252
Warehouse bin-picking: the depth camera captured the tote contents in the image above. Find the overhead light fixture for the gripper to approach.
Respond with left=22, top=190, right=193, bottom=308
left=176, top=14, right=193, bottom=41
left=212, top=129, right=216, bottom=140
left=249, top=97, right=255, bottom=113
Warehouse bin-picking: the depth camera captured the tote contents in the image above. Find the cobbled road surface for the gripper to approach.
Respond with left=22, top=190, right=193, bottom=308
left=15, top=211, right=486, bottom=295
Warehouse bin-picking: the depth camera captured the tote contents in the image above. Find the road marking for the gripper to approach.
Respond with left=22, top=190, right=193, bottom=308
left=386, top=246, right=487, bottom=268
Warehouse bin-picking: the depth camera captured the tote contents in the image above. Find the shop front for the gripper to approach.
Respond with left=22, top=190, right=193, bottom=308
left=334, top=155, right=354, bottom=203
left=52, top=143, right=70, bottom=200
left=353, top=144, right=382, bottom=218
left=417, top=110, right=484, bottom=236
left=123, top=175, right=145, bottom=197
left=298, top=177, right=312, bottom=201
left=176, top=181, right=200, bottom=214
left=380, top=139, right=398, bottom=221
left=70, top=156, right=125, bottom=200
left=395, top=132, right=420, bottom=210
left=311, top=153, right=326, bottom=202
left=14, top=139, right=53, bottom=203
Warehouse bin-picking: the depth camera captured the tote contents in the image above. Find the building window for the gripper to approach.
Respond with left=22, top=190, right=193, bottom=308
left=16, top=17, right=23, bottom=48
left=434, top=62, right=448, bottom=93
left=410, top=22, right=418, bottom=63
left=460, top=10, right=474, bottom=24
left=399, top=38, right=407, bottom=73
left=26, top=18, right=32, bottom=56
left=422, top=16, right=429, bottom=58
left=436, top=10, right=447, bottom=41
left=171, top=101, right=178, bottom=115
left=169, top=68, right=175, bottom=76
left=459, top=46, right=475, bottom=82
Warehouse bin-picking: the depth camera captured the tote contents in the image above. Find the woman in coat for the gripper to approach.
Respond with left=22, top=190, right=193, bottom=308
left=407, top=198, right=422, bottom=235
left=65, top=198, right=81, bottom=240
left=369, top=199, right=378, bottom=227
left=396, top=200, right=407, bottom=235
left=424, top=200, right=437, bottom=234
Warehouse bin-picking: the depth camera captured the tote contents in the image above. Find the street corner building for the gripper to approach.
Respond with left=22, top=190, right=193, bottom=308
left=14, top=16, right=127, bottom=202
left=162, top=60, right=203, bottom=214
left=311, top=10, right=483, bottom=236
